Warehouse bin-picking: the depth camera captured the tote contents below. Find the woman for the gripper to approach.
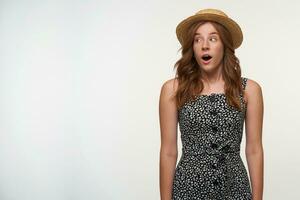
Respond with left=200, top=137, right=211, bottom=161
left=159, top=8, right=264, bottom=200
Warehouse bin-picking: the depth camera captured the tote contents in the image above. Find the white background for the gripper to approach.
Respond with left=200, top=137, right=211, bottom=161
left=0, top=0, right=299, bottom=199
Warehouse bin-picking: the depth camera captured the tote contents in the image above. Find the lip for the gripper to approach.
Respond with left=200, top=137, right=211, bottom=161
left=201, top=53, right=212, bottom=65
left=201, top=57, right=212, bottom=65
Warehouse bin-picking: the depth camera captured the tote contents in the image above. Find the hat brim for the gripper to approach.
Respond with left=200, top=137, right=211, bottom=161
left=176, top=13, right=243, bottom=49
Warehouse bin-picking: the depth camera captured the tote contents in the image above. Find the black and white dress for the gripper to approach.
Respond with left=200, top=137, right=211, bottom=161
left=171, top=77, right=252, bottom=200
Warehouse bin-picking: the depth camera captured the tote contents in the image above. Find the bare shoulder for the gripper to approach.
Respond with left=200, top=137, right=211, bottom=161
left=160, top=77, right=179, bottom=99
left=159, top=77, right=179, bottom=121
left=244, top=78, right=263, bottom=105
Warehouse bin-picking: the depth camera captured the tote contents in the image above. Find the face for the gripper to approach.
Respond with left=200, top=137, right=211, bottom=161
left=193, top=22, right=224, bottom=73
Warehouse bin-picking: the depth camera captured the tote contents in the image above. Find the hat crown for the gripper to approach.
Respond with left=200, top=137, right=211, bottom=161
left=196, top=8, right=228, bottom=17
left=176, top=8, right=243, bottom=49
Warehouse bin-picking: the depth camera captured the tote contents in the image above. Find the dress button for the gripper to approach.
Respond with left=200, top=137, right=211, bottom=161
left=209, top=95, right=216, bottom=102
left=211, top=163, right=217, bottom=169
left=211, top=142, right=218, bottom=149
left=212, top=179, right=219, bottom=186
left=210, top=110, right=217, bottom=116
left=211, top=125, right=218, bottom=132
left=218, top=154, right=226, bottom=163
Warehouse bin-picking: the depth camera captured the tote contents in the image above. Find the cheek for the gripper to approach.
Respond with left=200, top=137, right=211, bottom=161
left=193, top=45, right=202, bottom=59
left=193, top=44, right=200, bottom=53
left=215, top=45, right=224, bottom=59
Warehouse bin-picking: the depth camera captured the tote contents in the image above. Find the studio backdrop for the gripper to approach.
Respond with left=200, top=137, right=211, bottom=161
left=0, top=0, right=299, bottom=199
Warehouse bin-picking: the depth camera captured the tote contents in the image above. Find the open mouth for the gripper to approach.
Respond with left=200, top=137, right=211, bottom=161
left=201, top=54, right=212, bottom=62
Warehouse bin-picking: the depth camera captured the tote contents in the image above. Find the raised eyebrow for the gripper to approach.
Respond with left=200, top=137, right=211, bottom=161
left=194, top=32, right=219, bottom=36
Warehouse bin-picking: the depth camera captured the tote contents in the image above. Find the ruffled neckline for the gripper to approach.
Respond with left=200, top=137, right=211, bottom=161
left=194, top=93, right=226, bottom=99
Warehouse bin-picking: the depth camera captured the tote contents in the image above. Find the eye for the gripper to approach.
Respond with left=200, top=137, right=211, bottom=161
left=194, top=37, right=202, bottom=42
left=210, top=37, right=217, bottom=42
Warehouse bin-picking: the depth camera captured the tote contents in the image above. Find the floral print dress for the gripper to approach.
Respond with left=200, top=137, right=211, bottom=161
left=171, top=77, right=252, bottom=200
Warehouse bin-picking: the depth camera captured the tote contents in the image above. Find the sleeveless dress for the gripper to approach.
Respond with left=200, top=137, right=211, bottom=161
left=171, top=77, right=252, bottom=200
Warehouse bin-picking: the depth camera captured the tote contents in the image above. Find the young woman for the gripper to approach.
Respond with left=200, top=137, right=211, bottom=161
left=159, top=8, right=264, bottom=200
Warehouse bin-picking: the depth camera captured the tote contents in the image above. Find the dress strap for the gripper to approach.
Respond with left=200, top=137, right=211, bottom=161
left=240, top=77, right=248, bottom=113
left=241, top=77, right=248, bottom=90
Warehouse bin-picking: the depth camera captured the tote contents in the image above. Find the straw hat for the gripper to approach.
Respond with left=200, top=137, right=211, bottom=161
left=176, top=8, right=243, bottom=49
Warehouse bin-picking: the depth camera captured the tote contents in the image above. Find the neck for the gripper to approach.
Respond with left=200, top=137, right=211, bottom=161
left=200, top=66, right=224, bottom=85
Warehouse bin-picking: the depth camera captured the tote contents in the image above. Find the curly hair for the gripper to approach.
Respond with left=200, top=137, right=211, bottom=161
left=173, top=21, right=245, bottom=112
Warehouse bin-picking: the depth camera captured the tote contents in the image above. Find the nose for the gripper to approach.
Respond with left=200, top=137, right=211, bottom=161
left=202, top=39, right=210, bottom=50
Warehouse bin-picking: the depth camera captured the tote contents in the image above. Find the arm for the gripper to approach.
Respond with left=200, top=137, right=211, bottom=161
left=159, top=79, right=179, bottom=200
left=244, top=79, right=264, bottom=200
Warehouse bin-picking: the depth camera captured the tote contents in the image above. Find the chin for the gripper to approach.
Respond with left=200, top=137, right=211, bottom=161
left=201, top=64, right=217, bottom=69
